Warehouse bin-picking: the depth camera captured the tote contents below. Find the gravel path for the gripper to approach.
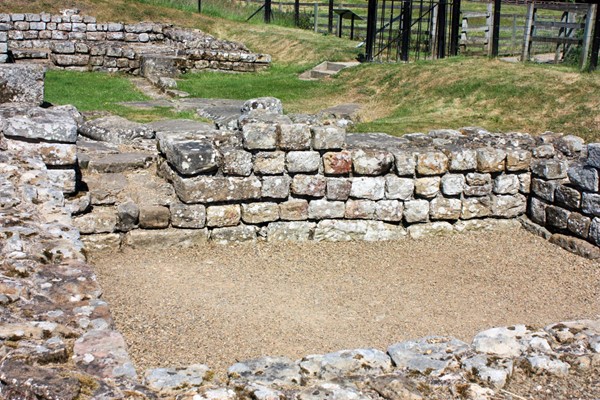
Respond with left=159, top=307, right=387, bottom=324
left=91, top=229, right=600, bottom=375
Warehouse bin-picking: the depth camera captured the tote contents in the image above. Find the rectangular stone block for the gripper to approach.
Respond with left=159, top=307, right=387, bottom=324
left=491, top=194, right=527, bottom=218
left=278, top=123, right=311, bottom=150
left=345, top=199, right=376, bottom=219
left=254, top=151, right=285, bottom=175
left=555, top=185, right=581, bottom=209
left=461, top=196, right=491, bottom=219
left=506, top=149, right=532, bottom=172
left=391, top=149, right=416, bottom=176
left=326, top=178, right=351, bottom=201
left=567, top=163, right=598, bottom=192
left=441, top=174, right=465, bottom=196
left=531, top=160, right=568, bottom=180
left=308, top=199, right=345, bottom=219
left=241, top=202, right=279, bottom=224
left=464, top=173, right=492, bottom=197
left=291, top=175, right=326, bottom=197
left=242, top=123, right=277, bottom=150
left=286, top=151, right=320, bottom=173
left=280, top=199, right=309, bottom=221
left=404, top=199, right=430, bottom=223
left=476, top=148, right=506, bottom=173
left=46, top=169, right=76, bottom=194
left=314, top=220, right=405, bottom=242
left=73, top=207, right=117, bottom=234
left=415, top=177, right=440, bottom=199
left=351, top=177, right=385, bottom=200
left=586, top=143, right=600, bottom=169
left=493, top=174, right=520, bottom=195
left=446, top=148, right=477, bottom=171
left=261, top=175, right=291, bottom=199
left=531, top=178, right=558, bottom=202
left=548, top=234, right=600, bottom=259
left=518, top=173, right=531, bottom=194
left=567, top=212, right=591, bottom=239
left=352, top=149, right=394, bottom=175
left=528, top=196, right=549, bottom=225
left=170, top=203, right=206, bottom=229
left=207, top=205, right=241, bottom=227
left=416, top=151, right=449, bottom=175
left=123, top=228, right=208, bottom=249
left=139, top=205, right=170, bottom=229
left=323, top=151, right=352, bottom=175
left=430, top=197, right=462, bottom=220
left=375, top=200, right=403, bottom=222
left=385, top=176, right=414, bottom=200
left=311, top=126, right=345, bottom=150
left=582, top=192, right=600, bottom=217
left=266, top=221, right=316, bottom=241
left=0, top=64, right=45, bottom=105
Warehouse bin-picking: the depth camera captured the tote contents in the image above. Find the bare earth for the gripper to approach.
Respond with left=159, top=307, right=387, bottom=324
left=91, top=229, right=600, bottom=377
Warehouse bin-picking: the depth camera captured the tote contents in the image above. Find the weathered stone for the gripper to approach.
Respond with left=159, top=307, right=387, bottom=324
left=462, top=196, right=491, bottom=219
left=528, top=196, right=549, bottom=225
left=0, top=64, right=45, bottom=104
left=170, top=203, right=206, bottom=229
left=326, top=178, right=352, bottom=201
left=73, top=329, right=137, bottom=379
left=350, top=177, right=385, bottom=200
left=65, top=192, right=91, bottom=215
left=367, top=375, right=424, bottom=400
left=352, top=149, right=394, bottom=175
left=241, top=97, right=283, bottom=114
left=73, top=207, right=117, bottom=234
left=518, top=173, right=531, bottom=194
left=441, top=174, right=465, bottom=196
left=582, top=192, right=600, bottom=217
left=476, top=148, right=506, bottom=173
left=533, top=144, right=556, bottom=159
left=0, top=360, right=81, bottom=400
left=493, top=174, right=520, bottom=195
left=385, top=176, right=414, bottom=200
left=116, top=201, right=139, bottom=231
left=587, top=143, right=600, bottom=169
left=228, top=356, right=301, bottom=387
left=531, top=160, right=568, bottom=180
left=7, top=142, right=77, bottom=166
left=408, top=222, right=454, bottom=239
left=86, top=152, right=153, bottom=174
left=555, top=185, right=581, bottom=209
left=266, top=221, right=315, bottom=241
left=567, top=163, right=599, bottom=192
left=567, top=212, right=591, bottom=238
left=81, top=233, right=121, bottom=253
left=261, top=175, right=291, bottom=199
left=254, top=151, right=285, bottom=175
left=447, top=148, right=477, bottom=171
left=345, top=199, right=376, bottom=219
left=545, top=205, right=570, bottom=229
left=549, top=234, right=600, bottom=259
left=4, top=107, right=78, bottom=143
left=300, top=349, right=392, bottom=381
left=314, top=220, right=405, bottom=241
left=455, top=218, right=521, bottom=233
left=123, top=228, right=208, bottom=249
left=308, top=199, right=345, bottom=219
left=311, top=126, right=345, bottom=150
left=464, top=173, right=492, bottom=197
left=414, top=177, right=440, bottom=199
left=47, top=169, right=77, bottom=194
left=222, top=148, right=253, bottom=176
left=491, top=194, right=527, bottom=218
left=391, top=149, right=416, bottom=176
left=505, top=149, right=532, bottom=172
left=207, top=205, right=241, bottom=227
left=375, top=200, right=403, bottom=222
left=242, top=202, right=279, bottom=224
left=80, top=116, right=153, bottom=144
left=84, top=173, right=127, bottom=205
left=161, top=138, right=220, bottom=176
left=278, top=123, right=311, bottom=150
left=416, top=151, right=448, bottom=175
left=279, top=199, right=309, bottom=221
left=145, top=364, right=210, bottom=392
left=139, top=205, right=170, bottom=229
left=211, top=225, right=257, bottom=243
left=403, top=200, right=429, bottom=223
left=292, top=175, right=326, bottom=197
left=590, top=217, right=600, bottom=245
left=461, top=354, right=513, bottom=389
left=295, top=383, right=372, bottom=400
left=242, top=122, right=278, bottom=150
left=555, top=135, right=585, bottom=157
left=531, top=178, right=559, bottom=203
left=387, top=337, right=469, bottom=376
left=430, top=197, right=462, bottom=220
left=323, top=151, right=352, bottom=175
left=286, top=151, right=320, bottom=173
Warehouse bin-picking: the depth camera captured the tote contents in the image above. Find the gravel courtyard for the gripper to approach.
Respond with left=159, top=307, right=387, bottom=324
left=91, top=229, right=600, bottom=374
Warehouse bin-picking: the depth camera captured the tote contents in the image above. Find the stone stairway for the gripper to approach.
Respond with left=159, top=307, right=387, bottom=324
left=299, top=61, right=360, bottom=80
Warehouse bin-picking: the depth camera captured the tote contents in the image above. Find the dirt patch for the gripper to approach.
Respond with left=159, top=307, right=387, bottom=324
left=91, top=229, right=600, bottom=375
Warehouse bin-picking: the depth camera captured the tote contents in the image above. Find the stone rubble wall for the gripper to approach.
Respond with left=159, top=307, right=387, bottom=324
left=0, top=11, right=271, bottom=74
left=0, top=19, right=8, bottom=63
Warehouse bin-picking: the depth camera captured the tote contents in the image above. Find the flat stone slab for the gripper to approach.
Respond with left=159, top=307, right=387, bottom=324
left=118, top=100, right=175, bottom=109
left=85, top=152, right=155, bottom=173
left=145, top=119, right=215, bottom=133
left=3, top=107, right=78, bottom=143
left=79, top=116, right=154, bottom=144
left=0, top=64, right=45, bottom=105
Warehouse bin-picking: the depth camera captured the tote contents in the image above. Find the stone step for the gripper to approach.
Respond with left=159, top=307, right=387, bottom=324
left=11, top=48, right=49, bottom=60
left=79, top=152, right=155, bottom=173
left=299, top=61, right=361, bottom=81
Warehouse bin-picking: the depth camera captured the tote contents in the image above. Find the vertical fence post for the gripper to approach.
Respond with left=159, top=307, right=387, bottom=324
left=431, top=4, right=439, bottom=58
left=294, top=0, right=300, bottom=27
left=265, top=0, right=272, bottom=23
left=485, top=2, right=493, bottom=56
left=589, top=4, right=600, bottom=71
left=582, top=3, right=597, bottom=70
left=450, top=0, right=461, bottom=56
left=328, top=0, right=335, bottom=34
left=314, top=3, right=319, bottom=32
left=365, top=0, right=378, bottom=61
left=522, top=2, right=535, bottom=62
left=512, top=14, right=517, bottom=54
left=198, top=0, right=202, bottom=13
left=400, top=0, right=412, bottom=62
left=461, top=16, right=468, bottom=54
left=491, top=0, right=501, bottom=57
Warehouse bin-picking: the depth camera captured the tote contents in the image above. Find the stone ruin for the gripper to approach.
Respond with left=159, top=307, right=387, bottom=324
left=0, top=59, right=599, bottom=398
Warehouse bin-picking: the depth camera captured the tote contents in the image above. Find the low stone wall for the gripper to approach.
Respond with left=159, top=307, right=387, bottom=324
left=0, top=19, right=8, bottom=63
left=0, top=11, right=271, bottom=74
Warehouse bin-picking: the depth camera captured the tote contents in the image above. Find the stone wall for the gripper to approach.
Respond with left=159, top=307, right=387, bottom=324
left=0, top=18, right=8, bottom=63
left=0, top=11, right=271, bottom=74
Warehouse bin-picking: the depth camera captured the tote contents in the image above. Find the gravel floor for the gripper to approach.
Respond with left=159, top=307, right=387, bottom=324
left=91, top=229, right=600, bottom=375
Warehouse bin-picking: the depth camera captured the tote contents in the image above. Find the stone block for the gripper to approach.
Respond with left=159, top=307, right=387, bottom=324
left=0, top=64, right=45, bottom=105
left=549, top=234, right=600, bottom=259
left=254, top=151, right=285, bottom=175
left=506, top=149, right=532, bottom=172
left=85, top=173, right=127, bottom=205
left=587, top=144, right=600, bottom=169
left=531, top=160, right=568, bottom=180
left=311, top=126, right=345, bottom=150
left=242, top=123, right=278, bottom=150
left=206, top=205, right=241, bottom=227
left=546, top=205, right=570, bottom=229
left=81, top=233, right=121, bottom=254
left=323, top=151, right=352, bottom=175
left=286, top=151, right=320, bottom=173
left=314, top=220, right=405, bottom=242
left=531, top=178, right=558, bottom=203
left=567, top=163, right=598, bottom=192
left=375, top=200, right=403, bottom=222
left=555, top=185, right=581, bottom=209
left=327, top=178, right=352, bottom=201
left=51, top=54, right=90, bottom=66
left=430, top=197, right=462, bottom=220
left=391, top=150, right=416, bottom=176
left=408, top=222, right=454, bottom=239
left=350, top=177, right=385, bottom=200
left=123, top=228, right=208, bottom=249
left=567, top=212, right=591, bottom=239
left=493, top=174, right=520, bottom=195
left=588, top=217, right=600, bottom=245
left=476, top=148, right=506, bottom=173
left=462, top=196, right=491, bottom=219
left=352, top=149, right=394, bottom=175
left=73, top=207, right=117, bottom=234
left=46, top=169, right=77, bottom=194
left=415, top=177, right=440, bottom=199
left=441, top=174, right=465, bottom=196
left=266, top=221, right=316, bottom=241
left=519, top=173, right=531, bottom=194
left=447, top=148, right=477, bottom=171
left=51, top=41, right=75, bottom=54
left=491, top=194, right=527, bottom=218
left=308, top=199, right=345, bottom=219
left=404, top=200, right=429, bottom=223
left=291, top=175, right=326, bottom=197
left=81, top=115, right=152, bottom=144
left=278, top=124, right=311, bottom=150
left=385, top=176, right=414, bottom=200
left=280, top=199, right=309, bottom=221
left=416, top=151, right=449, bottom=175
left=170, top=203, right=206, bottom=229
left=139, top=205, right=170, bottom=229
left=465, top=173, right=492, bottom=197
left=456, top=218, right=521, bottom=233
left=161, top=139, right=220, bottom=176
left=261, top=175, right=291, bottom=199
left=345, top=199, right=376, bottom=219
left=582, top=193, right=600, bottom=217
left=116, top=201, right=139, bottom=232
left=528, top=197, right=549, bottom=225
left=242, top=202, right=279, bottom=224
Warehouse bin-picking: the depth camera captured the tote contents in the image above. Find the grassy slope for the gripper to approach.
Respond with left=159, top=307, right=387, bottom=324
left=4, top=0, right=599, bottom=139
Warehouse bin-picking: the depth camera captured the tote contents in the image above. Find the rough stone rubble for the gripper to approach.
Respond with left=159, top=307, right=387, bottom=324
left=0, top=63, right=599, bottom=399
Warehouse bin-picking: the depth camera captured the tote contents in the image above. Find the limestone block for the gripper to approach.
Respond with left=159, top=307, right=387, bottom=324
left=144, top=364, right=210, bottom=392
left=404, top=199, right=429, bottom=223
left=242, top=202, right=279, bottom=224
left=476, top=148, right=506, bottom=173
left=391, top=149, right=416, bottom=176
left=116, top=201, right=139, bottom=231
left=85, top=173, right=127, bottom=205
left=493, top=174, right=520, bottom=195
left=161, top=138, right=220, bottom=176
left=408, top=222, right=454, bottom=239
left=556, top=135, right=584, bottom=157
left=350, top=177, right=385, bottom=200
left=300, top=349, right=392, bottom=381
left=455, top=218, right=521, bottom=233
left=549, top=234, right=600, bottom=259
left=221, top=148, right=252, bottom=176
left=314, top=220, right=405, bottom=242
left=81, top=233, right=121, bottom=254
left=441, top=174, right=465, bottom=196
left=242, top=123, right=278, bottom=150
left=86, top=153, right=153, bottom=174
left=462, top=196, right=491, bottom=219
left=430, top=197, right=462, bottom=220
left=254, top=151, right=285, bottom=175
left=47, top=169, right=77, bottom=194
left=139, top=205, right=170, bottom=229
left=165, top=171, right=261, bottom=204
left=567, top=163, right=598, bottom=192
left=446, top=147, right=477, bottom=171
left=375, top=200, right=403, bottom=222
left=308, top=199, right=345, bottom=219
left=278, top=123, right=311, bottom=150
left=416, top=151, right=448, bottom=175
left=242, top=97, right=283, bottom=114
left=567, top=212, right=591, bottom=239
left=491, top=194, right=527, bottom=218
left=4, top=108, right=78, bottom=143
left=261, top=175, right=291, bottom=199
left=170, top=203, right=206, bottom=229
left=211, top=225, right=257, bottom=243
left=51, top=54, right=90, bottom=66
left=323, top=151, right=352, bottom=175
left=207, top=205, right=241, bottom=227
left=587, top=143, right=600, bottom=169
left=555, top=185, right=581, bottom=209
left=7, top=141, right=77, bottom=166
left=326, top=178, right=352, bottom=201
left=506, top=149, right=532, bottom=172
left=385, top=175, right=415, bottom=200
left=266, top=221, right=316, bottom=241
left=279, top=199, right=309, bottom=221
left=588, top=217, right=600, bottom=245
left=80, top=116, right=153, bottom=144
left=291, top=175, right=326, bottom=197
left=387, top=336, right=469, bottom=376
left=582, top=193, right=600, bottom=217
left=311, top=126, right=345, bottom=150
left=528, top=197, right=549, bottom=225
left=65, top=192, right=91, bottom=215
left=531, top=160, right=568, bottom=180
left=51, top=41, right=75, bottom=54
left=531, top=178, right=559, bottom=203
left=464, top=173, right=492, bottom=197
left=73, top=207, right=117, bottom=234
left=123, top=228, right=208, bottom=249
left=228, top=357, right=300, bottom=387
left=518, top=173, right=531, bottom=194
left=352, top=149, right=394, bottom=175
left=286, top=151, right=320, bottom=173
left=73, top=330, right=136, bottom=379
left=415, top=177, right=440, bottom=199
left=345, top=199, right=376, bottom=219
